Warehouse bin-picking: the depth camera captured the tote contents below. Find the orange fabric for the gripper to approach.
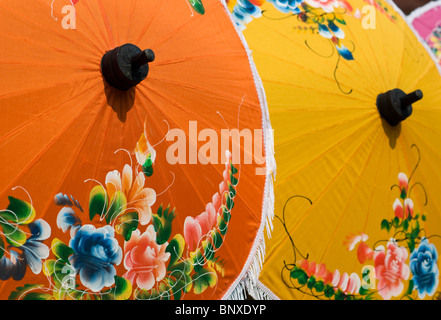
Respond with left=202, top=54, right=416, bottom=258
left=0, top=0, right=267, bottom=299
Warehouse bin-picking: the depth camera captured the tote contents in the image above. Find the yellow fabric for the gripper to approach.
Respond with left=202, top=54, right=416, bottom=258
left=238, top=0, right=441, bottom=299
left=0, top=0, right=268, bottom=300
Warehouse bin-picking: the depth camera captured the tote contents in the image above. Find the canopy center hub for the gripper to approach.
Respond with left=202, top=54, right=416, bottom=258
left=101, top=44, right=155, bottom=91
left=376, top=89, right=423, bottom=126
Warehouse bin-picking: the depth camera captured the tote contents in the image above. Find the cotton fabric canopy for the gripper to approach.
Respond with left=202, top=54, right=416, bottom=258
left=228, top=0, right=441, bottom=300
left=0, top=0, right=274, bottom=300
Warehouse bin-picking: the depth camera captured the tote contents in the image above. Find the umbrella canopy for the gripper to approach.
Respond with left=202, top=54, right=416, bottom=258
left=408, top=0, right=441, bottom=66
left=228, top=0, right=441, bottom=300
left=0, top=0, right=274, bottom=300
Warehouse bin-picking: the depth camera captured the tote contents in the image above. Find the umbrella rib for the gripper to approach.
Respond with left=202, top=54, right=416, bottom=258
left=261, top=79, right=370, bottom=105
left=337, top=20, right=386, bottom=92
left=76, top=0, right=112, bottom=50
left=84, top=97, right=115, bottom=194
left=135, top=87, right=211, bottom=207
left=0, top=1, right=102, bottom=58
left=0, top=81, right=104, bottom=200
left=111, top=0, right=120, bottom=46
left=247, top=16, right=373, bottom=100
left=408, top=59, right=434, bottom=90
left=0, top=73, right=98, bottom=101
left=145, top=14, right=196, bottom=50
left=0, top=77, right=101, bottom=144
left=318, top=126, right=384, bottom=264
left=269, top=103, right=370, bottom=111
left=147, top=73, right=260, bottom=112
left=136, top=85, right=253, bottom=220
left=138, top=82, right=263, bottom=168
left=137, top=84, right=209, bottom=130
left=367, top=29, right=389, bottom=87
left=124, top=0, right=138, bottom=42
left=400, top=119, right=441, bottom=190
left=39, top=92, right=111, bottom=217
left=275, top=113, right=369, bottom=150
left=138, top=82, right=242, bottom=131
left=0, top=33, right=97, bottom=64
left=347, top=127, right=388, bottom=273
left=0, top=58, right=96, bottom=70
left=134, top=0, right=164, bottom=45
left=55, top=0, right=112, bottom=51
left=97, top=0, right=116, bottom=48
left=153, top=52, right=245, bottom=67
left=268, top=117, right=381, bottom=267
left=407, top=117, right=441, bottom=155
left=276, top=112, right=378, bottom=176
left=376, top=14, right=396, bottom=89
left=130, top=96, right=179, bottom=211
left=287, top=117, right=380, bottom=230
left=0, top=1, right=57, bottom=35
left=395, top=129, right=441, bottom=242
left=255, top=51, right=345, bottom=91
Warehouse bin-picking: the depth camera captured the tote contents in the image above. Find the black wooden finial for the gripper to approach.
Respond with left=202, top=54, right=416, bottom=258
left=101, top=44, right=155, bottom=91
left=377, top=89, right=423, bottom=126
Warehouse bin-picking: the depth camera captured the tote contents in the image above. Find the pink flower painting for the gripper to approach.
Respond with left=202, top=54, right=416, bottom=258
left=123, top=225, right=170, bottom=290
left=374, top=240, right=410, bottom=300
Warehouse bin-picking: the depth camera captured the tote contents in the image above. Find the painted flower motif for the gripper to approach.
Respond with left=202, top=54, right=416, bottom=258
left=123, top=225, right=170, bottom=290
left=336, top=42, right=354, bottom=60
left=344, top=233, right=373, bottom=264
left=303, top=260, right=333, bottom=283
left=393, top=198, right=414, bottom=219
left=183, top=151, right=232, bottom=252
left=344, top=232, right=368, bottom=251
left=410, top=238, right=439, bottom=299
left=69, top=225, right=122, bottom=292
left=135, top=120, right=157, bottom=177
left=0, top=219, right=51, bottom=281
left=429, top=30, right=441, bottom=64
left=106, top=164, right=156, bottom=225
left=297, top=259, right=361, bottom=294
left=57, top=207, right=82, bottom=237
left=357, top=242, right=374, bottom=264
left=374, top=239, right=410, bottom=300
left=398, top=172, right=409, bottom=194
left=304, top=0, right=339, bottom=12
left=183, top=216, right=203, bottom=253
left=331, top=270, right=361, bottom=294
left=229, top=0, right=263, bottom=31
left=267, top=0, right=303, bottom=13
left=184, top=195, right=221, bottom=252
left=20, top=219, right=51, bottom=275
left=0, top=251, right=25, bottom=281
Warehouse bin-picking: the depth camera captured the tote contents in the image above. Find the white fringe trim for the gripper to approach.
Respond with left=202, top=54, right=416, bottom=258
left=251, top=280, right=281, bottom=300
left=219, top=0, right=277, bottom=301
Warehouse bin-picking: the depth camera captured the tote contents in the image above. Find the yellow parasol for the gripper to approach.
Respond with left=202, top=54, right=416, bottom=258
left=228, top=0, right=441, bottom=300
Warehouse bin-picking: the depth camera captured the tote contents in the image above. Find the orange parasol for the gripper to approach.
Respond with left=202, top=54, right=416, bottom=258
left=0, top=0, right=274, bottom=300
